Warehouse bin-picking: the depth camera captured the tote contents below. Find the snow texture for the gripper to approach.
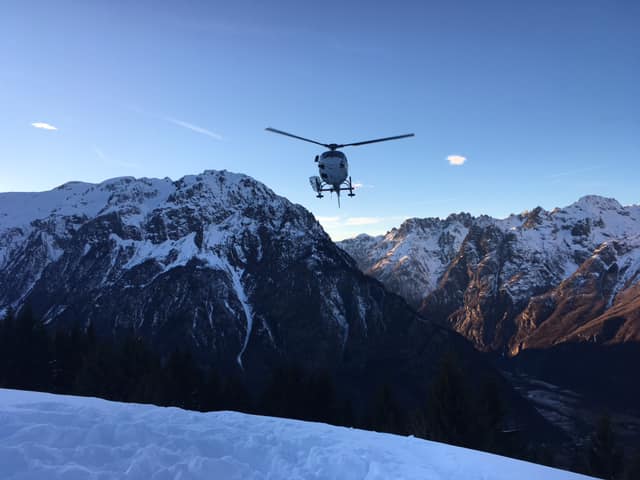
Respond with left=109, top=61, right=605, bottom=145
left=0, top=389, right=595, bottom=480
left=0, top=171, right=291, bottom=277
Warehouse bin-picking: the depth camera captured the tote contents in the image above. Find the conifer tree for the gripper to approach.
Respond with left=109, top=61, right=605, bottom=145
left=370, top=384, right=403, bottom=435
left=587, top=415, right=623, bottom=480
left=161, top=349, right=203, bottom=410
left=623, top=451, right=640, bottom=480
left=474, top=377, right=507, bottom=453
left=425, top=352, right=475, bottom=448
left=14, top=307, right=51, bottom=390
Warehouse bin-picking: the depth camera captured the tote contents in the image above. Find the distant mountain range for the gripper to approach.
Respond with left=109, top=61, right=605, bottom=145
left=3, top=171, right=638, bottom=449
left=338, top=196, right=640, bottom=356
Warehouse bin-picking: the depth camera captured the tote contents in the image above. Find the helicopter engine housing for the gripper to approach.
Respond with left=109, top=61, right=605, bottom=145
left=318, top=150, right=348, bottom=189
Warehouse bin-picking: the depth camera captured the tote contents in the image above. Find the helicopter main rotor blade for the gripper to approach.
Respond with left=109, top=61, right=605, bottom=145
left=338, top=133, right=415, bottom=148
left=265, top=127, right=329, bottom=148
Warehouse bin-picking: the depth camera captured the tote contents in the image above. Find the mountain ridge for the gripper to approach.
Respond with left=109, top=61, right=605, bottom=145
left=338, top=195, right=640, bottom=355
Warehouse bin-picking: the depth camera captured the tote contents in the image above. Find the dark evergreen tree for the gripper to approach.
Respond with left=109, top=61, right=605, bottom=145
left=303, top=371, right=339, bottom=424
left=586, top=415, right=623, bottom=480
left=623, top=451, right=640, bottom=480
left=260, top=366, right=340, bottom=424
left=369, top=384, right=403, bottom=435
left=200, top=368, right=222, bottom=411
left=51, top=326, right=89, bottom=393
left=524, top=442, right=555, bottom=469
left=261, top=366, right=307, bottom=420
left=3, top=307, right=52, bottom=391
left=406, top=408, right=429, bottom=440
left=339, top=399, right=356, bottom=429
left=118, top=334, right=161, bottom=403
left=474, top=377, right=508, bottom=453
left=0, top=308, right=16, bottom=386
left=219, top=374, right=251, bottom=414
left=74, top=340, right=121, bottom=400
left=425, top=352, right=475, bottom=448
left=159, top=349, right=203, bottom=410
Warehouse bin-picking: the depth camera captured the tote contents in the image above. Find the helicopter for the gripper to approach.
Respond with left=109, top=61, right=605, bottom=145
left=265, top=127, right=414, bottom=206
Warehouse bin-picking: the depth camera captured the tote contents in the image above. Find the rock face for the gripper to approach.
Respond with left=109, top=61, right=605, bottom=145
left=339, top=214, right=473, bottom=309
left=338, top=196, right=640, bottom=356
left=0, top=171, right=494, bottom=404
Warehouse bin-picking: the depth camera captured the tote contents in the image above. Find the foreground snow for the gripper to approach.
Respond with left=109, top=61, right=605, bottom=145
left=0, top=389, right=594, bottom=480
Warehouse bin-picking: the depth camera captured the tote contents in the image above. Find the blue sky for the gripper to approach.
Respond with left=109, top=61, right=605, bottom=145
left=1, top=1, right=638, bottom=239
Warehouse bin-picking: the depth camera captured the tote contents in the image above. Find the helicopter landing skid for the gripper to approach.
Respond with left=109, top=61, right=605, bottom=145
left=316, top=177, right=356, bottom=197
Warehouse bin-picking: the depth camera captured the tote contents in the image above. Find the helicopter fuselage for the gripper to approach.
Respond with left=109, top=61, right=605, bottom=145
left=317, top=150, right=348, bottom=190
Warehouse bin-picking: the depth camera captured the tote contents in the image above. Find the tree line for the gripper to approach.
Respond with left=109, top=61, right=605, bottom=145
left=0, top=307, right=637, bottom=479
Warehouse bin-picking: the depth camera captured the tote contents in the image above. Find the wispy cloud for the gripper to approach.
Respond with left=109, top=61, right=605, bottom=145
left=316, top=216, right=341, bottom=224
left=316, top=213, right=413, bottom=241
left=163, top=116, right=223, bottom=140
left=93, top=146, right=139, bottom=168
left=447, top=155, right=466, bottom=166
left=31, top=122, right=57, bottom=131
left=344, top=217, right=383, bottom=226
left=352, top=180, right=374, bottom=190
left=127, top=106, right=224, bottom=141
left=317, top=216, right=384, bottom=228
left=315, top=215, right=405, bottom=241
left=94, top=146, right=107, bottom=160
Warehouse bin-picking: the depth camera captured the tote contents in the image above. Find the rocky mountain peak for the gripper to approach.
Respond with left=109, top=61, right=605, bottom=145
left=570, top=194, right=623, bottom=212
left=520, top=206, right=547, bottom=229
left=338, top=195, right=640, bottom=355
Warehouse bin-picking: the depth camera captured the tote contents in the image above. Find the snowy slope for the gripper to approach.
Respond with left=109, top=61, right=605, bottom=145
left=0, top=389, right=595, bottom=480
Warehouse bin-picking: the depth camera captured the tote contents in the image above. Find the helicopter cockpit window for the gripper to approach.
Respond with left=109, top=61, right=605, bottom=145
left=322, top=151, right=345, bottom=159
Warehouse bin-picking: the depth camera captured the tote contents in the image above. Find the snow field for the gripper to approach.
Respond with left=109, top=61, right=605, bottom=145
left=0, top=389, right=595, bottom=480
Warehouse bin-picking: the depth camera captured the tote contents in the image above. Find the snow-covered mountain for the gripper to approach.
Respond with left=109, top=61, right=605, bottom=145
left=0, top=171, right=494, bottom=405
left=340, top=214, right=474, bottom=309
left=338, top=196, right=640, bottom=355
left=0, top=388, right=595, bottom=480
